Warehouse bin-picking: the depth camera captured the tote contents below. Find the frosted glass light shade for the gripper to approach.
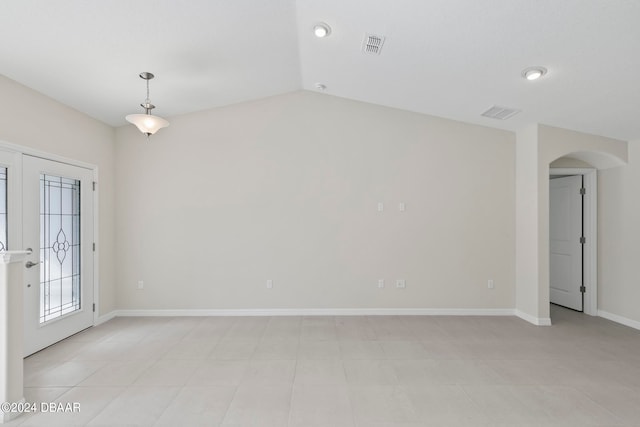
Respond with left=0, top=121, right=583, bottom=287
left=125, top=113, right=170, bottom=135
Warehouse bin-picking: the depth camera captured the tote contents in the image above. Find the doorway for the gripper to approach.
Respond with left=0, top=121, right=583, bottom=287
left=549, top=168, right=597, bottom=316
left=22, top=155, right=95, bottom=356
left=549, top=174, right=583, bottom=311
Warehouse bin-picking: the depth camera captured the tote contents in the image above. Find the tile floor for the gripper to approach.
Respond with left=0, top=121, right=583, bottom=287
left=4, top=305, right=640, bottom=426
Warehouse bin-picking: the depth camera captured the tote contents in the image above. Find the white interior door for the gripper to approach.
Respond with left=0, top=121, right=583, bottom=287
left=549, top=175, right=583, bottom=311
left=23, top=155, right=94, bottom=356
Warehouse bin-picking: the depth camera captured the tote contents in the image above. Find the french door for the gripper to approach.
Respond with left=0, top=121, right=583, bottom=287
left=22, top=155, right=94, bottom=356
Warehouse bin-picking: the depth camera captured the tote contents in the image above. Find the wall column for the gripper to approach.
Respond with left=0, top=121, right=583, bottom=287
left=0, top=251, right=31, bottom=423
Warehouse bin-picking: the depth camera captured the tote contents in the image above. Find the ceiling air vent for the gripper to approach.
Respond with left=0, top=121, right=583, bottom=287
left=362, top=33, right=385, bottom=55
left=481, top=105, right=521, bottom=120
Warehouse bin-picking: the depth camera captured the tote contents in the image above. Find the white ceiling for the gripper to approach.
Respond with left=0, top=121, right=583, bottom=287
left=1, top=0, right=639, bottom=141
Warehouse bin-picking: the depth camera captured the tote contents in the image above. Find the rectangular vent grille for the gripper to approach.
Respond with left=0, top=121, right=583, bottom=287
left=362, top=34, right=385, bottom=55
left=481, top=105, right=521, bottom=120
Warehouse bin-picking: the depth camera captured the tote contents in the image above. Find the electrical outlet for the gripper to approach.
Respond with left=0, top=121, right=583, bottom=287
left=266, top=279, right=273, bottom=289
left=399, top=202, right=406, bottom=212
left=396, top=279, right=406, bottom=289
left=377, top=202, right=384, bottom=212
left=137, top=280, right=144, bottom=290
left=378, top=279, right=385, bottom=289
left=487, top=279, right=494, bottom=289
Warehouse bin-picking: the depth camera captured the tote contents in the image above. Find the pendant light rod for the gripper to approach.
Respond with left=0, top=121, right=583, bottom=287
left=140, top=72, right=155, bottom=114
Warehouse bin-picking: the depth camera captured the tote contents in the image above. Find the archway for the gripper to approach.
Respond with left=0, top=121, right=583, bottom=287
left=548, top=156, right=597, bottom=318
left=515, top=124, right=628, bottom=325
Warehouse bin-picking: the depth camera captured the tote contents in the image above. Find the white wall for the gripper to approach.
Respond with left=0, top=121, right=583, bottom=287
left=599, top=141, right=640, bottom=324
left=515, top=125, right=541, bottom=322
left=0, top=74, right=116, bottom=315
left=115, top=91, right=515, bottom=311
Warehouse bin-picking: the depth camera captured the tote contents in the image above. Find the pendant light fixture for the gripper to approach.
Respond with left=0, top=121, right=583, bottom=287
left=125, top=72, right=169, bottom=138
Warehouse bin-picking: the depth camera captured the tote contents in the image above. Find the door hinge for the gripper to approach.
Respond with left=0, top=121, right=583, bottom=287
left=580, top=187, right=586, bottom=195
left=580, top=285, right=586, bottom=293
left=92, top=181, right=96, bottom=191
left=580, top=236, right=586, bottom=244
left=93, top=242, right=96, bottom=252
left=92, top=303, right=96, bottom=312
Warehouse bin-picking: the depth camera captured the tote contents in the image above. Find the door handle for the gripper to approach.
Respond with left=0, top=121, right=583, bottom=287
left=25, top=261, right=41, bottom=269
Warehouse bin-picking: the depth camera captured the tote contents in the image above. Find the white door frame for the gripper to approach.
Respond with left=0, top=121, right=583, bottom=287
left=549, top=168, right=597, bottom=316
left=0, top=140, right=99, bottom=326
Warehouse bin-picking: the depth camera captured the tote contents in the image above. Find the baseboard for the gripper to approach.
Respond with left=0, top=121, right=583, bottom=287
left=95, top=310, right=117, bottom=325
left=112, top=308, right=516, bottom=317
left=515, top=310, right=552, bottom=326
left=96, top=308, right=640, bottom=329
left=598, top=310, right=640, bottom=331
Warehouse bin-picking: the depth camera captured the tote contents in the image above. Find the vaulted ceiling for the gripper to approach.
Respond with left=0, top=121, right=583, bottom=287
left=1, top=0, right=639, bottom=141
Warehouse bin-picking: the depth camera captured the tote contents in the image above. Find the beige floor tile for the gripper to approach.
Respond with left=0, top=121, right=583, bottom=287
left=289, top=384, right=354, bottom=427
left=221, top=384, right=292, bottom=427
left=161, top=339, right=218, bottom=360
left=154, top=386, right=236, bottom=427
left=343, top=360, right=398, bottom=385
left=368, top=320, right=416, bottom=341
left=209, top=339, right=257, bottom=360
left=262, top=317, right=302, bottom=339
left=222, top=318, right=268, bottom=340
left=294, top=359, right=347, bottom=385
left=393, top=359, right=504, bottom=386
left=26, top=340, right=90, bottom=363
left=483, top=359, right=548, bottom=385
left=20, top=386, right=123, bottom=427
left=241, top=359, right=296, bottom=385
left=402, top=385, right=488, bottom=424
left=78, top=360, right=155, bottom=387
left=14, top=307, right=640, bottom=426
left=181, top=324, right=228, bottom=342
left=579, top=385, right=640, bottom=424
left=349, top=385, right=419, bottom=424
left=462, top=385, right=555, bottom=424
left=335, top=317, right=377, bottom=340
left=112, top=339, right=178, bottom=361
left=23, top=386, right=73, bottom=403
left=380, top=341, right=429, bottom=359
left=511, top=385, right=621, bottom=425
left=298, top=340, right=342, bottom=359
left=187, top=360, right=248, bottom=386
left=133, top=359, right=200, bottom=386
left=86, top=386, right=179, bottom=426
left=340, top=341, right=386, bottom=359
left=419, top=339, right=469, bottom=359
left=24, top=360, right=106, bottom=387
left=357, top=423, right=427, bottom=427
left=70, top=340, right=130, bottom=361
left=2, top=388, right=72, bottom=427
left=300, top=324, right=338, bottom=341
left=252, top=337, right=299, bottom=359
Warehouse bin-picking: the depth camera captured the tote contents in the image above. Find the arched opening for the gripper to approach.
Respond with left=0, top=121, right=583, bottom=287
left=516, top=124, right=628, bottom=326
left=545, top=150, right=626, bottom=323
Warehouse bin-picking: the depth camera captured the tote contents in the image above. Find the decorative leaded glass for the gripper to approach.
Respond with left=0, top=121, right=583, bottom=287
left=40, top=174, right=81, bottom=323
left=0, top=168, right=6, bottom=251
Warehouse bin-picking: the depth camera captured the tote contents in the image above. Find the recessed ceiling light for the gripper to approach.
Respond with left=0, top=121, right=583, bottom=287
left=522, top=66, right=547, bottom=81
left=313, top=22, right=331, bottom=38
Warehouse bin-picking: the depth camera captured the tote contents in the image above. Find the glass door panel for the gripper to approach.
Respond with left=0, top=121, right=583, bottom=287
left=40, top=174, right=81, bottom=323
